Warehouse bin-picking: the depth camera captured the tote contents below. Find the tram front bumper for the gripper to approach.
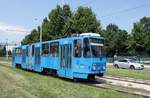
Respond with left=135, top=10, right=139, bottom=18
left=92, top=63, right=106, bottom=72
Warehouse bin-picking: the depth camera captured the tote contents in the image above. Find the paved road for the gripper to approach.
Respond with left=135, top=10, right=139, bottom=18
left=107, top=63, right=150, bottom=71
left=0, top=61, right=11, bottom=66
left=100, top=77, right=150, bottom=92
left=144, top=65, right=150, bottom=71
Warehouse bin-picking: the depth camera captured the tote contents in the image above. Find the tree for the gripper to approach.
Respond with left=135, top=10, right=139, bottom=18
left=22, top=5, right=73, bottom=44
left=74, top=6, right=101, bottom=34
left=46, top=5, right=73, bottom=40
left=131, top=17, right=150, bottom=56
left=61, top=5, right=73, bottom=36
left=47, top=5, right=64, bottom=39
left=21, top=29, right=39, bottom=45
left=102, top=24, right=128, bottom=57
left=8, top=50, right=12, bottom=56
left=0, top=46, right=6, bottom=56
left=21, top=5, right=102, bottom=45
left=126, top=35, right=136, bottom=55
left=106, top=24, right=119, bottom=33
left=42, top=17, right=51, bottom=41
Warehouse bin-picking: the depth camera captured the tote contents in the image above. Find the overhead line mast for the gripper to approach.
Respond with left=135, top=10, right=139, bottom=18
left=60, top=0, right=64, bottom=7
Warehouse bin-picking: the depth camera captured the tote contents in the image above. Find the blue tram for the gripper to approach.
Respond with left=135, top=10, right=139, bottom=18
left=12, top=33, right=106, bottom=80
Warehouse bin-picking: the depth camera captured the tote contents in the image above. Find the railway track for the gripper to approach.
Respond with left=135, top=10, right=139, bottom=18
left=92, top=76, right=150, bottom=98
left=103, top=76, right=150, bottom=85
left=91, top=83, right=150, bottom=98
left=0, top=61, right=150, bottom=98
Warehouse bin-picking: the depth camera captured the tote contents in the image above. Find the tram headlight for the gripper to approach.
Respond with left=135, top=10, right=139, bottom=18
left=92, top=64, right=96, bottom=71
left=103, top=66, right=106, bottom=70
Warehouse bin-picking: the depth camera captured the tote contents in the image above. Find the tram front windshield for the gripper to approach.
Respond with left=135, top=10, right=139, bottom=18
left=83, top=38, right=104, bottom=58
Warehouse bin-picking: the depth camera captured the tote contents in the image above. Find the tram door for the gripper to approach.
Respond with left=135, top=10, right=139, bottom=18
left=28, top=45, right=33, bottom=70
left=60, top=44, right=72, bottom=78
left=22, top=49, right=26, bottom=64
left=34, top=47, right=41, bottom=71
left=12, top=49, right=15, bottom=66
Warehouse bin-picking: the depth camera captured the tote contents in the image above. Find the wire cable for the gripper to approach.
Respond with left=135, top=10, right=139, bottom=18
left=100, top=3, right=150, bottom=18
left=81, top=0, right=97, bottom=6
left=0, top=28, right=31, bottom=33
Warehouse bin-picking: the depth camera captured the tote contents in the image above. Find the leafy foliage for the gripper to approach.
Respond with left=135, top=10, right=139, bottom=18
left=73, top=6, right=101, bottom=34
left=0, top=46, right=6, bottom=56
left=21, top=4, right=150, bottom=57
left=21, top=29, right=39, bottom=45
left=103, top=17, right=150, bottom=57
left=131, top=17, right=150, bottom=56
left=21, top=5, right=101, bottom=44
left=102, top=24, right=128, bottom=57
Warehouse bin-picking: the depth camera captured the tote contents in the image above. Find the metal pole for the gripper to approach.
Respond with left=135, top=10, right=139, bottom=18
left=6, top=39, right=8, bottom=60
left=40, top=25, right=42, bottom=56
left=40, top=26, right=42, bottom=42
left=60, top=0, right=64, bottom=7
left=34, top=18, right=42, bottom=42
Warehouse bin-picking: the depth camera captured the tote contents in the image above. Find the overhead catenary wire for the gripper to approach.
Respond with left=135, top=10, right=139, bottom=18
left=81, top=0, right=98, bottom=7
left=0, top=28, right=31, bottom=33
left=78, top=0, right=150, bottom=18
left=71, top=0, right=150, bottom=19
left=6, top=29, right=31, bottom=32
left=0, top=0, right=97, bottom=33
left=1, top=1, right=149, bottom=33
left=68, top=0, right=150, bottom=22
left=100, top=3, right=150, bottom=18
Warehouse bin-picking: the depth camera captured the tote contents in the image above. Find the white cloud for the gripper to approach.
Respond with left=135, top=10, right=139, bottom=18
left=0, top=22, right=31, bottom=34
left=0, top=22, right=31, bottom=43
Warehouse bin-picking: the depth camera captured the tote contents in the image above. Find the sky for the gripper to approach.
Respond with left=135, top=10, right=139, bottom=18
left=0, top=0, right=150, bottom=44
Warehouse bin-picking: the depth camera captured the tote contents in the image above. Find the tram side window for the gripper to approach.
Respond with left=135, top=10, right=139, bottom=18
left=15, top=48, right=22, bottom=56
left=42, top=43, right=49, bottom=55
left=83, top=38, right=90, bottom=57
left=12, top=50, right=15, bottom=61
left=22, top=49, right=26, bottom=63
left=32, top=45, right=35, bottom=56
left=26, top=46, right=28, bottom=56
left=74, top=39, right=82, bottom=57
left=50, top=42, right=59, bottom=57
left=35, top=47, right=40, bottom=64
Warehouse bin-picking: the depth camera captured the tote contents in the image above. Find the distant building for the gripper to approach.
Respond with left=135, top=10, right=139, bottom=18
left=0, top=43, right=17, bottom=52
left=0, top=43, right=5, bottom=49
left=6, top=45, right=16, bottom=51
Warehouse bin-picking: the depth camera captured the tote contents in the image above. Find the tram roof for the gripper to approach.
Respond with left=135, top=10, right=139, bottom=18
left=14, top=33, right=104, bottom=48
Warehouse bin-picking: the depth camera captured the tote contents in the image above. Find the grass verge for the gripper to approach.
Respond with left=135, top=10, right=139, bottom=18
left=0, top=63, right=138, bottom=98
left=0, top=57, right=12, bottom=62
left=106, top=68, right=150, bottom=80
